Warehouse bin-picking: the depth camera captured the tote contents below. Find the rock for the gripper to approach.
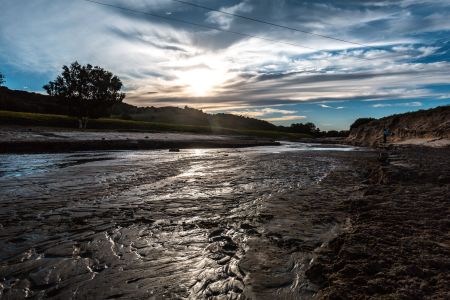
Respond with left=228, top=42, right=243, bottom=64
left=169, top=148, right=180, bottom=152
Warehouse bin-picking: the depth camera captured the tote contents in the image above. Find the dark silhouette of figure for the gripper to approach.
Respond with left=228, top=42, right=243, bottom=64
left=383, top=128, right=390, bottom=143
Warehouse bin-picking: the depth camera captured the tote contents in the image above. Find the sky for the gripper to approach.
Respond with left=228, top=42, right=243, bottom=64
left=1, top=0, right=450, bottom=130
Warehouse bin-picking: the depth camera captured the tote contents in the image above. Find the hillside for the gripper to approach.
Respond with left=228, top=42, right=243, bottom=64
left=347, top=105, right=450, bottom=147
left=0, top=86, right=346, bottom=137
left=112, top=103, right=278, bottom=131
left=0, top=87, right=277, bottom=132
left=0, top=86, right=68, bottom=114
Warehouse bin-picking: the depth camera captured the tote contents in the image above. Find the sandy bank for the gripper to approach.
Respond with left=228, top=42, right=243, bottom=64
left=0, top=127, right=279, bottom=153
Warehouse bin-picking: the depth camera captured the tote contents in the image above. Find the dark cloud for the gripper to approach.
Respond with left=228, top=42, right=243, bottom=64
left=110, top=27, right=188, bottom=52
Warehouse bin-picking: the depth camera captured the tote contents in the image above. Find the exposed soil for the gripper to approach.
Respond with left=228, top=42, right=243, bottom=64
left=305, top=146, right=450, bottom=299
left=347, top=105, right=450, bottom=147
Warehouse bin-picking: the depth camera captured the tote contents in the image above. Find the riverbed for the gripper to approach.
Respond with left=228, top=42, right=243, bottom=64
left=0, top=143, right=360, bottom=299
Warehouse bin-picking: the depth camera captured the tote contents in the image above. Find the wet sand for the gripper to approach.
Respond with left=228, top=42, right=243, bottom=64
left=0, top=143, right=448, bottom=299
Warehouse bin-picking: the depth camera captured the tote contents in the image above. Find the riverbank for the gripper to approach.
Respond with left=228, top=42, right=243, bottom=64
left=0, top=126, right=279, bottom=153
left=309, top=145, right=450, bottom=299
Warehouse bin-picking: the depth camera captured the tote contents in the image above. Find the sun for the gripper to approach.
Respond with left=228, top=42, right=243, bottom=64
left=177, top=68, right=228, bottom=97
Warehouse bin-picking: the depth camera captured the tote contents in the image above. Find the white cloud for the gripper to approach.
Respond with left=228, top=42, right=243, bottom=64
left=438, top=94, right=450, bottom=99
left=372, top=101, right=423, bottom=108
left=229, top=107, right=297, bottom=118
left=263, top=115, right=307, bottom=122
left=319, top=104, right=345, bottom=109
left=206, top=1, right=253, bottom=30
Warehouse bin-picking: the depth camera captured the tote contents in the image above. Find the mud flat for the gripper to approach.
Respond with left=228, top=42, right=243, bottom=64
left=0, top=143, right=448, bottom=299
left=304, top=145, right=450, bottom=299
left=0, top=127, right=279, bottom=153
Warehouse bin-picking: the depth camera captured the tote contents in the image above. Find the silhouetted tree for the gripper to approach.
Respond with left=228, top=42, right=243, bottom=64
left=319, top=130, right=349, bottom=137
left=0, top=71, right=5, bottom=86
left=43, top=62, right=125, bottom=128
left=350, top=118, right=375, bottom=131
left=290, top=122, right=320, bottom=135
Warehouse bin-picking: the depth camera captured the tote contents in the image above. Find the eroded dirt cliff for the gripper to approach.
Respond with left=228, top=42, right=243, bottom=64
left=347, top=106, right=450, bottom=147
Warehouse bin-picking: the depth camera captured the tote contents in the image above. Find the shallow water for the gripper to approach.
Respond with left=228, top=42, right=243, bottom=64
left=0, top=143, right=355, bottom=299
left=0, top=142, right=355, bottom=179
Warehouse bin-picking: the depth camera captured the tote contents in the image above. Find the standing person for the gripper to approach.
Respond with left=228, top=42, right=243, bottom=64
left=383, top=128, right=390, bottom=143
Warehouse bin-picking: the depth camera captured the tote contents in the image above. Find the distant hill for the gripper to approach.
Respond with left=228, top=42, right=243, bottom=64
left=0, top=86, right=69, bottom=115
left=347, top=105, right=450, bottom=146
left=111, top=102, right=278, bottom=131
left=0, top=86, right=278, bottom=132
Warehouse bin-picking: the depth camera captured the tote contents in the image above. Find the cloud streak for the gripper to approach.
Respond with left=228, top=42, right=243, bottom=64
left=263, top=115, right=307, bottom=122
left=372, top=101, right=423, bottom=108
left=228, top=107, right=297, bottom=118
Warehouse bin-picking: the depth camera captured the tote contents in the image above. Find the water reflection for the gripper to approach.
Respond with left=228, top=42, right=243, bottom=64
left=0, top=142, right=355, bottom=298
left=0, top=142, right=356, bottom=178
left=0, top=154, right=115, bottom=178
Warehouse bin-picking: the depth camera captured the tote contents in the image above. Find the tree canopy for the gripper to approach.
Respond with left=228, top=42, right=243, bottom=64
left=289, top=122, right=320, bottom=135
left=43, top=62, right=125, bottom=126
left=0, top=71, right=5, bottom=86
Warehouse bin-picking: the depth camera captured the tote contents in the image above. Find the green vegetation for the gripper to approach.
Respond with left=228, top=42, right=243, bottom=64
left=0, top=110, right=310, bottom=139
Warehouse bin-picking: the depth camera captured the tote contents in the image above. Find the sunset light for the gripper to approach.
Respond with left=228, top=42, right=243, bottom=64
left=177, top=67, right=228, bottom=96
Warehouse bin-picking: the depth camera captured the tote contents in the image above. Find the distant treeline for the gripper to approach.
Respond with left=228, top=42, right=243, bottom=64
left=0, top=86, right=348, bottom=137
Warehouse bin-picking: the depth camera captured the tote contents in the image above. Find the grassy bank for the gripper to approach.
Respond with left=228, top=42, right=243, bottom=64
left=0, top=110, right=310, bottom=139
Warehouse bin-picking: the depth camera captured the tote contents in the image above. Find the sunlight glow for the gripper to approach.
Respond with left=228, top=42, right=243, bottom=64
left=177, top=67, right=229, bottom=97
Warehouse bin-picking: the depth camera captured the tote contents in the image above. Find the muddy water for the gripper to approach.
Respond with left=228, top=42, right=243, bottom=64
left=0, top=143, right=354, bottom=299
